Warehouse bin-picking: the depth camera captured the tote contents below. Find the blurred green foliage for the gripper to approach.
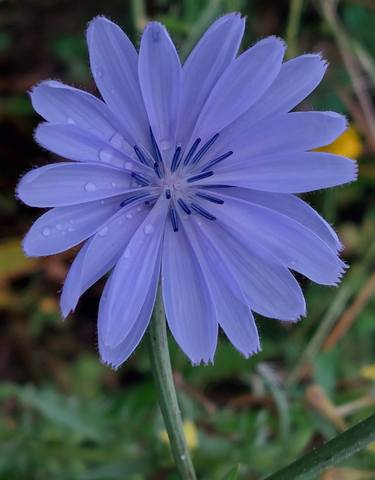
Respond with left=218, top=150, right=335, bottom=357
left=0, top=0, right=375, bottom=479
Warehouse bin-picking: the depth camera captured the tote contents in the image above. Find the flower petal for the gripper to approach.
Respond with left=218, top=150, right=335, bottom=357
left=178, top=13, right=245, bottom=144
left=185, top=220, right=260, bottom=357
left=244, top=54, right=328, bottom=123
left=193, top=37, right=285, bottom=140
left=86, top=17, right=149, bottom=147
left=206, top=194, right=346, bottom=285
left=104, top=198, right=168, bottom=348
left=225, top=188, right=341, bottom=251
left=98, top=270, right=157, bottom=369
left=197, top=218, right=306, bottom=320
left=139, top=22, right=181, bottom=152
left=206, top=111, right=347, bottom=167
left=34, top=122, right=139, bottom=167
left=17, top=162, right=137, bottom=207
left=204, top=152, right=357, bottom=193
left=162, top=221, right=217, bottom=364
left=23, top=196, right=122, bottom=257
left=60, top=201, right=148, bottom=317
left=30, top=80, right=121, bottom=143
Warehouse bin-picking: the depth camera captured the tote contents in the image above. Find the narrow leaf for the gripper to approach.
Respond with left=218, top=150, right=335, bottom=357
left=264, top=414, right=375, bottom=480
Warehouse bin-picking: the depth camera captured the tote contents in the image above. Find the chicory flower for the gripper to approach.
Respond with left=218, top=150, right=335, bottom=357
left=17, top=14, right=357, bottom=367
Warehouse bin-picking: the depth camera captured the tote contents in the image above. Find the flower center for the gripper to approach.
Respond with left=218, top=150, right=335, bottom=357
left=128, top=128, right=233, bottom=232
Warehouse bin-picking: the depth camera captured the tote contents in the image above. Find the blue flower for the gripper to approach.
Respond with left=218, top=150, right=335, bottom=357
left=17, top=14, right=357, bottom=367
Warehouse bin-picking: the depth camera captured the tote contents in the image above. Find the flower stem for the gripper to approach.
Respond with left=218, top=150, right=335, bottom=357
left=147, top=287, right=197, bottom=480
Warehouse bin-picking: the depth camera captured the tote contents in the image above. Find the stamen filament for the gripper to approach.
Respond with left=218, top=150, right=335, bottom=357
left=183, top=138, right=201, bottom=166
left=195, top=192, right=224, bottom=204
left=191, top=202, right=216, bottom=221
left=120, top=192, right=150, bottom=208
left=201, top=151, right=233, bottom=171
left=171, top=146, right=182, bottom=172
left=190, top=133, right=219, bottom=166
left=187, top=171, right=214, bottom=183
left=177, top=198, right=191, bottom=215
left=131, top=172, right=151, bottom=186
left=169, top=206, right=179, bottom=232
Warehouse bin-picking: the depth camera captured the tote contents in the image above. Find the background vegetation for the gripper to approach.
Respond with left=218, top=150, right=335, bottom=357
left=0, top=0, right=374, bottom=479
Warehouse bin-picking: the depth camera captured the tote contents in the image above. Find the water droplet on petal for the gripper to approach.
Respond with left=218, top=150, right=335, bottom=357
left=126, top=212, right=133, bottom=219
left=109, top=132, right=124, bottom=150
left=42, top=227, right=51, bottom=237
left=84, top=182, right=97, bottom=192
left=144, top=224, right=154, bottom=235
left=124, top=248, right=131, bottom=258
left=100, top=200, right=105, bottom=205
left=159, top=139, right=170, bottom=150
left=111, top=182, right=117, bottom=188
left=151, top=23, right=161, bottom=42
left=124, top=161, right=133, bottom=171
left=56, top=223, right=63, bottom=230
left=98, top=226, right=109, bottom=237
left=67, top=226, right=75, bottom=232
left=67, top=117, right=75, bottom=125
left=99, top=149, right=114, bottom=163
left=137, top=206, right=142, bottom=212
left=94, top=67, right=103, bottom=79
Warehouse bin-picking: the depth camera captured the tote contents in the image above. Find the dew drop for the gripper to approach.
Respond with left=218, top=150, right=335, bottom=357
left=99, top=149, right=113, bottom=162
left=111, top=182, right=117, bottom=188
left=109, top=132, right=124, bottom=150
left=94, top=67, right=103, bottom=79
left=124, top=248, right=131, bottom=258
left=144, top=224, right=154, bottom=235
left=67, top=117, right=76, bottom=125
left=151, top=24, right=161, bottom=42
left=84, top=182, right=97, bottom=192
left=159, top=139, right=170, bottom=150
left=98, top=226, right=109, bottom=237
left=67, top=226, right=75, bottom=232
left=56, top=223, right=63, bottom=230
left=100, top=200, right=105, bottom=205
left=42, top=227, right=51, bottom=237
left=126, top=212, right=133, bottom=219
left=124, top=161, right=133, bottom=171
left=137, top=206, right=142, bottom=212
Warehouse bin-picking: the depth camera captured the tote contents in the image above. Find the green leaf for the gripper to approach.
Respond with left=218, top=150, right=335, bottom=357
left=223, top=465, right=239, bottom=480
left=263, top=414, right=375, bottom=480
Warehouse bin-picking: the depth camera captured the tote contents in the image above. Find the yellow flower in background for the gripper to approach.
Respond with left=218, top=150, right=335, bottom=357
left=159, top=420, right=198, bottom=450
left=315, top=125, right=363, bottom=159
left=360, top=364, right=375, bottom=381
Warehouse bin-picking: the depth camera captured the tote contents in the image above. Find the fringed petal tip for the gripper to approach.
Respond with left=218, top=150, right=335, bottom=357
left=257, top=35, right=287, bottom=53
left=242, top=344, right=262, bottom=359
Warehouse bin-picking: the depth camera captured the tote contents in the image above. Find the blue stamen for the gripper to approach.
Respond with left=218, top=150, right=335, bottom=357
left=165, top=189, right=171, bottom=199
left=191, top=203, right=216, bottom=221
left=191, top=133, right=219, bottom=166
left=183, top=138, right=201, bottom=166
left=201, top=151, right=233, bottom=171
left=177, top=198, right=191, bottom=215
left=169, top=206, right=179, bottom=232
left=150, top=127, right=163, bottom=165
left=153, top=162, right=163, bottom=179
left=133, top=145, right=152, bottom=166
left=131, top=172, right=151, bottom=186
left=120, top=192, right=150, bottom=208
left=196, top=192, right=224, bottom=204
left=170, top=146, right=182, bottom=172
left=187, top=171, right=214, bottom=183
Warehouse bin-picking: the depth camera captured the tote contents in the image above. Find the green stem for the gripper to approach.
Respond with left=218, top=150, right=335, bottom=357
left=285, top=0, right=304, bottom=59
left=147, top=287, right=197, bottom=480
left=264, top=413, right=375, bottom=480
